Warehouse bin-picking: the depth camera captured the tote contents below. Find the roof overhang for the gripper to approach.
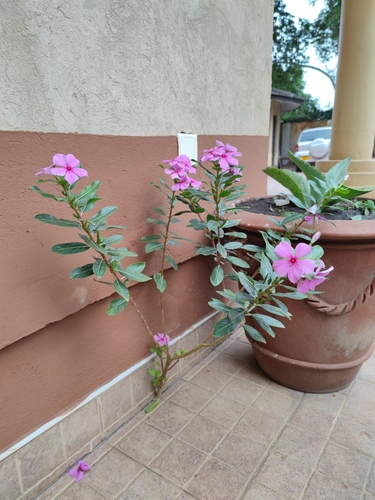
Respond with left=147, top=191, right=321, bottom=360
left=271, top=88, right=305, bottom=112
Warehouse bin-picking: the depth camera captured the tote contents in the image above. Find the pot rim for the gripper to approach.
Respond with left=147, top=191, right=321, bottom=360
left=230, top=196, right=375, bottom=241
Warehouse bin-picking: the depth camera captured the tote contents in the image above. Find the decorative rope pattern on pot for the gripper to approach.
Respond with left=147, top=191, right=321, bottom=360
left=306, top=276, right=375, bottom=315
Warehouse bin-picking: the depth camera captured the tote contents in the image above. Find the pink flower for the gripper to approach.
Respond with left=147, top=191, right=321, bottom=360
left=69, top=461, right=90, bottom=482
left=297, top=262, right=334, bottom=293
left=200, top=141, right=242, bottom=173
left=163, top=155, right=196, bottom=176
left=171, top=173, right=202, bottom=192
left=36, top=154, right=88, bottom=185
left=273, top=241, right=316, bottom=284
left=305, top=205, right=326, bottom=225
left=154, top=333, right=171, bottom=346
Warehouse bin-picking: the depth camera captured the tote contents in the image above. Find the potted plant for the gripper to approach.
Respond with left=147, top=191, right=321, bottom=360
left=30, top=146, right=375, bottom=405
left=236, top=152, right=375, bottom=392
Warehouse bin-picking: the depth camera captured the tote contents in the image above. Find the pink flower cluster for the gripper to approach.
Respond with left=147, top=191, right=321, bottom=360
left=163, top=155, right=202, bottom=192
left=272, top=241, right=333, bottom=293
left=36, top=154, right=88, bottom=186
left=200, top=141, right=242, bottom=176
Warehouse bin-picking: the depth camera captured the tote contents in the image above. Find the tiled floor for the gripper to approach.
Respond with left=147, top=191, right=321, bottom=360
left=38, top=329, right=375, bottom=500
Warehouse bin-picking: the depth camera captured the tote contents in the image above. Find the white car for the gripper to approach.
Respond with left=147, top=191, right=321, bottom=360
left=295, top=126, right=331, bottom=164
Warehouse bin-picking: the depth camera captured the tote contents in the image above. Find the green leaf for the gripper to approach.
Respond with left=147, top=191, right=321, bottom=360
left=153, top=272, right=167, bottom=292
left=280, top=213, right=305, bottom=225
left=106, top=297, right=128, bottom=316
left=120, top=263, right=151, bottom=282
left=242, top=244, right=263, bottom=252
left=167, top=239, right=180, bottom=246
left=252, top=313, right=285, bottom=337
left=145, top=242, right=164, bottom=253
left=223, top=241, right=243, bottom=250
left=225, top=231, right=247, bottom=238
left=217, top=289, right=237, bottom=301
left=146, top=217, right=167, bottom=227
left=29, top=186, right=60, bottom=200
left=70, top=263, right=94, bottom=279
left=34, top=214, right=81, bottom=228
left=237, top=271, right=257, bottom=298
left=336, top=185, right=375, bottom=200
left=243, top=324, right=266, bottom=343
left=93, top=259, right=107, bottom=278
left=222, top=219, right=241, bottom=228
left=325, top=157, right=351, bottom=185
left=80, top=196, right=101, bottom=213
left=78, top=234, right=107, bottom=254
left=196, top=246, right=216, bottom=256
left=145, top=399, right=160, bottom=413
left=166, top=254, right=178, bottom=270
left=113, top=278, right=130, bottom=301
left=140, top=234, right=161, bottom=242
left=229, top=307, right=246, bottom=324
left=258, top=303, right=292, bottom=318
left=213, top=317, right=237, bottom=338
left=101, top=235, right=124, bottom=245
left=189, top=219, right=207, bottom=230
left=76, top=180, right=101, bottom=205
left=51, top=242, right=90, bottom=254
left=107, top=247, right=137, bottom=259
left=259, top=252, right=274, bottom=279
left=288, top=151, right=326, bottom=182
left=216, top=243, right=227, bottom=258
left=263, top=167, right=309, bottom=205
left=225, top=256, right=250, bottom=269
left=273, top=291, right=306, bottom=300
left=210, top=265, right=224, bottom=286
left=208, top=299, right=233, bottom=314
left=90, top=206, right=118, bottom=228
left=309, top=244, right=324, bottom=261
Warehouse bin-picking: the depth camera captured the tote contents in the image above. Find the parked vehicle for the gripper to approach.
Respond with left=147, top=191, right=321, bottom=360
left=295, top=126, right=331, bottom=163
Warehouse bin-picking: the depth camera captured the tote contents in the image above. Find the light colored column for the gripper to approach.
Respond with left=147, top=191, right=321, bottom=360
left=316, top=0, right=375, bottom=195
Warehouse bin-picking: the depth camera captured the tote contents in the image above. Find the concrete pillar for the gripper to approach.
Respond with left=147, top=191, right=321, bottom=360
left=316, top=0, right=375, bottom=195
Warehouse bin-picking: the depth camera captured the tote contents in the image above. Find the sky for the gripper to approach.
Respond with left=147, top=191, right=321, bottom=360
left=283, top=0, right=337, bottom=109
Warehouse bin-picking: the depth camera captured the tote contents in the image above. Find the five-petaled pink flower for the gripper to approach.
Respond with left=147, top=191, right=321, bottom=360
left=200, top=141, right=242, bottom=175
left=273, top=241, right=316, bottom=284
left=69, top=461, right=90, bottom=482
left=36, top=154, right=88, bottom=186
left=163, top=155, right=201, bottom=191
left=154, top=333, right=171, bottom=346
left=305, top=205, right=326, bottom=225
left=297, top=261, right=334, bottom=294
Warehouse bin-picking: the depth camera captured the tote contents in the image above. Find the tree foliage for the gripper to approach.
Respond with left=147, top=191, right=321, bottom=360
left=272, top=0, right=341, bottom=122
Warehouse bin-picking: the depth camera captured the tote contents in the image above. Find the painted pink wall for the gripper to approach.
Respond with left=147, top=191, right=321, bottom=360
left=0, top=132, right=268, bottom=450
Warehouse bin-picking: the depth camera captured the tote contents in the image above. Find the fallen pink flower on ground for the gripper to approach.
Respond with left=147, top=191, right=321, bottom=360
left=69, top=461, right=90, bottom=482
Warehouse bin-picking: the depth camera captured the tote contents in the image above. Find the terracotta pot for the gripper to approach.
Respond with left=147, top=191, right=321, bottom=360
left=237, top=205, right=375, bottom=393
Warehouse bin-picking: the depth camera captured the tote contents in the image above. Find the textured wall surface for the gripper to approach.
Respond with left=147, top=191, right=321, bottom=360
left=0, top=0, right=273, bottom=136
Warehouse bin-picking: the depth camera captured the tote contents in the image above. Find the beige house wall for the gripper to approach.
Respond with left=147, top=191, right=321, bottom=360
left=0, top=2, right=274, bottom=492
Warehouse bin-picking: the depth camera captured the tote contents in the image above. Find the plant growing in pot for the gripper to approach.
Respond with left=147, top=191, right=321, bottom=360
left=236, top=152, right=375, bottom=393
left=30, top=145, right=373, bottom=406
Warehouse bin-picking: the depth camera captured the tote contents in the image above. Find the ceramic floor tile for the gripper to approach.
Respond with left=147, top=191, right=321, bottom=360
left=187, top=458, right=247, bottom=500
left=200, top=394, right=247, bottom=428
left=83, top=448, right=143, bottom=498
left=57, top=481, right=106, bottom=499
left=272, top=425, right=326, bottom=467
left=117, top=469, right=181, bottom=499
left=213, top=432, right=267, bottom=475
left=219, top=377, right=263, bottom=406
left=0, top=454, right=22, bottom=500
left=254, top=452, right=312, bottom=498
left=233, top=407, right=283, bottom=446
left=243, top=481, right=293, bottom=499
left=116, top=421, right=172, bottom=464
left=303, top=471, right=362, bottom=500
left=177, top=415, right=228, bottom=454
left=340, top=395, right=375, bottom=428
left=150, top=440, right=206, bottom=487
left=221, top=340, right=254, bottom=360
left=302, top=391, right=346, bottom=413
left=367, top=461, right=375, bottom=495
left=145, top=401, right=195, bottom=435
left=317, top=441, right=371, bottom=490
left=207, top=352, right=244, bottom=375
left=330, top=416, right=375, bottom=456
left=288, top=401, right=336, bottom=438
left=251, top=388, right=298, bottom=419
left=169, top=383, right=215, bottom=413
left=189, top=366, right=232, bottom=393
left=234, top=358, right=270, bottom=387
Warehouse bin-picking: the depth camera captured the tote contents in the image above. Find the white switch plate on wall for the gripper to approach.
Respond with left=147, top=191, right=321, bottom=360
left=178, top=134, right=198, bottom=160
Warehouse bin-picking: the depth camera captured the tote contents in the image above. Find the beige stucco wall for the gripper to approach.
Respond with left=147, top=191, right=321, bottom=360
left=1, top=0, right=273, bottom=136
